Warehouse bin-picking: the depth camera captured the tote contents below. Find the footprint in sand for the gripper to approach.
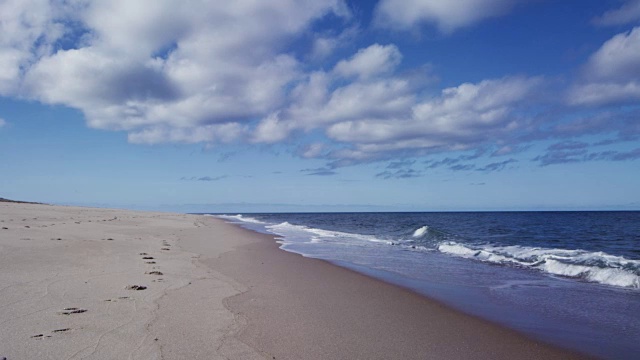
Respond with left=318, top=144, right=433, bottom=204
left=125, top=285, right=147, bottom=290
left=145, top=261, right=156, bottom=264
left=139, top=252, right=148, bottom=255
left=31, top=328, right=71, bottom=340
left=58, top=307, right=87, bottom=315
left=142, top=256, right=154, bottom=260
left=145, top=271, right=163, bottom=275
left=161, top=248, right=170, bottom=251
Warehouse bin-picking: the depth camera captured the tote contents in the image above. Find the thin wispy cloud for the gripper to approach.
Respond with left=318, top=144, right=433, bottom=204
left=476, top=159, right=518, bottom=172
left=534, top=148, right=640, bottom=166
left=375, top=168, right=422, bottom=179
left=181, top=176, right=228, bottom=182
left=301, top=167, right=338, bottom=176
left=593, top=0, right=640, bottom=27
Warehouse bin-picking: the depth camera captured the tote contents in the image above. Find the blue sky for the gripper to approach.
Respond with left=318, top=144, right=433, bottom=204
left=1, top=0, right=639, bottom=212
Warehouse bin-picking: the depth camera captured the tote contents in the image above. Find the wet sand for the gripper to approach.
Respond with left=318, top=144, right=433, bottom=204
left=185, top=218, right=591, bottom=360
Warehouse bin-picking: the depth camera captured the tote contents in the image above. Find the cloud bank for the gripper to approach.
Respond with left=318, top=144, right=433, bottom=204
left=1, top=0, right=639, bottom=173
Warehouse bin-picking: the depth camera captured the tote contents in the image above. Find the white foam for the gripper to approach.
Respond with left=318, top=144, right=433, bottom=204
left=437, top=242, right=640, bottom=289
left=266, top=221, right=389, bottom=246
left=412, top=226, right=428, bottom=238
left=216, top=214, right=267, bottom=224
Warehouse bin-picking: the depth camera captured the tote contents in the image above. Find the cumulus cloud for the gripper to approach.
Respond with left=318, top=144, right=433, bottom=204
left=334, top=44, right=402, bottom=80
left=2, top=1, right=638, bottom=174
left=251, top=43, right=417, bottom=143
left=374, top=0, right=522, bottom=33
left=593, top=0, right=640, bottom=26
left=310, top=26, right=359, bottom=60
left=568, top=27, right=640, bottom=106
left=324, top=76, right=542, bottom=161
left=2, top=0, right=350, bottom=144
left=128, top=123, right=244, bottom=145
left=300, top=143, right=328, bottom=158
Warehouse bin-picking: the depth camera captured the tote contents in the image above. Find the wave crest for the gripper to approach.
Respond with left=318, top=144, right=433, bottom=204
left=437, top=242, right=640, bottom=289
left=412, top=225, right=429, bottom=238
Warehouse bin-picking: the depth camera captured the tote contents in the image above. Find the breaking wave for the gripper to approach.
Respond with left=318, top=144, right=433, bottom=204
left=216, top=214, right=267, bottom=224
left=437, top=242, right=640, bottom=289
left=266, top=221, right=391, bottom=245
left=412, top=225, right=428, bottom=238
left=216, top=216, right=640, bottom=290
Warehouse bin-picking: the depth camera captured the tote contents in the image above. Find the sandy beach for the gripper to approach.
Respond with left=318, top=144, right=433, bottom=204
left=0, top=203, right=589, bottom=359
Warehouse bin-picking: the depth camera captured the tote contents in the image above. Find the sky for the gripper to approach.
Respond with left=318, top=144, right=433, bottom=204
left=0, top=0, right=639, bottom=212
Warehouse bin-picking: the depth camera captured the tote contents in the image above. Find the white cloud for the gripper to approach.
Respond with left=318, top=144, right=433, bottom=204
left=0, top=0, right=66, bottom=95
left=568, top=27, right=640, bottom=106
left=250, top=48, right=416, bottom=143
left=128, top=123, right=244, bottom=145
left=310, top=26, right=358, bottom=60
left=3, top=1, right=627, bottom=169
left=2, top=0, right=350, bottom=144
left=0, top=118, right=6, bottom=128
left=300, top=143, right=327, bottom=158
left=249, top=43, right=419, bottom=144
left=374, top=0, right=521, bottom=33
left=333, top=44, right=402, bottom=80
left=584, top=27, right=640, bottom=82
left=568, top=82, right=640, bottom=107
left=251, top=112, right=293, bottom=144
left=325, top=76, right=542, bottom=160
left=593, top=0, right=640, bottom=26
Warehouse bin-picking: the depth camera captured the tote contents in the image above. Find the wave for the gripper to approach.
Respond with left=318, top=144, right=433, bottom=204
left=267, top=221, right=392, bottom=245
left=214, top=215, right=639, bottom=289
left=216, top=214, right=267, bottom=224
left=412, top=225, right=428, bottom=238
left=437, top=242, right=640, bottom=289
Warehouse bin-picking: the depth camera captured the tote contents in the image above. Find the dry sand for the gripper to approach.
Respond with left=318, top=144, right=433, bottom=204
left=0, top=203, right=590, bottom=359
left=0, top=203, right=262, bottom=360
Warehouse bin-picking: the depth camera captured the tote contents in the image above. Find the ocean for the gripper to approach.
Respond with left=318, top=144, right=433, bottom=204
left=213, top=211, right=640, bottom=359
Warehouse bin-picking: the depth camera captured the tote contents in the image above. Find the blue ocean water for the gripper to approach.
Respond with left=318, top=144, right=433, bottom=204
left=213, top=211, right=640, bottom=359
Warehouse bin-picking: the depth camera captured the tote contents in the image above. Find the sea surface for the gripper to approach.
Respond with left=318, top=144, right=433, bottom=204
left=212, top=211, right=640, bottom=359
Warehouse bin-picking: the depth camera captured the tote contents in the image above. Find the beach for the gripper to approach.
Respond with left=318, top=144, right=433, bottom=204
left=0, top=203, right=588, bottom=359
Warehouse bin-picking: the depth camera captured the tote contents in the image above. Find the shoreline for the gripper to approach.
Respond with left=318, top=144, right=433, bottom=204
left=201, top=216, right=590, bottom=360
left=0, top=203, right=590, bottom=359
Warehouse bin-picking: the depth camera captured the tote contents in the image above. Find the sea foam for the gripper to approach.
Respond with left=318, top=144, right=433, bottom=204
left=413, top=225, right=429, bottom=237
left=216, top=214, right=267, bottom=224
left=437, top=242, right=640, bottom=289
